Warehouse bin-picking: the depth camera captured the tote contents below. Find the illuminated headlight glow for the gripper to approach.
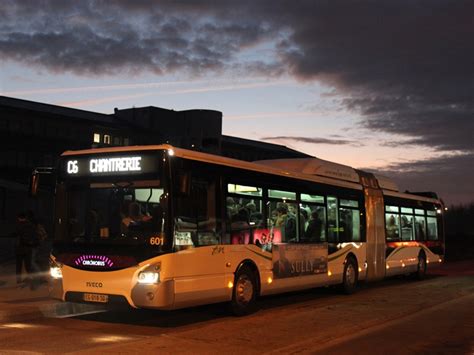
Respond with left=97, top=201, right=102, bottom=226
left=137, top=272, right=160, bottom=284
left=50, top=266, right=63, bottom=279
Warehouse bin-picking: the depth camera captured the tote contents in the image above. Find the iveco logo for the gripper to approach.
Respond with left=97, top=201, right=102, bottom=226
left=86, top=282, right=103, bottom=288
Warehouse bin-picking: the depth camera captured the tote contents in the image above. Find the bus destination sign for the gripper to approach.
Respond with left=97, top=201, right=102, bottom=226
left=63, top=154, right=159, bottom=178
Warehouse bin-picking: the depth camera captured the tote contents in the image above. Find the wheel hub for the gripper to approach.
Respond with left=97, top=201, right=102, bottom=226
left=419, top=258, right=425, bottom=272
left=346, top=264, right=355, bottom=285
left=236, top=275, right=253, bottom=305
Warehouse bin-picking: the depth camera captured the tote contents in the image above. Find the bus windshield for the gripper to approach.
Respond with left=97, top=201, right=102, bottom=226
left=59, top=180, right=169, bottom=250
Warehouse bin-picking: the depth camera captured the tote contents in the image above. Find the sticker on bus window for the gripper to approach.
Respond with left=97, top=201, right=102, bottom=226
left=175, top=232, right=193, bottom=246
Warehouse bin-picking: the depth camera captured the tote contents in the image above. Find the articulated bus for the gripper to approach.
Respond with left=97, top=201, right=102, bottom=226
left=44, top=145, right=444, bottom=315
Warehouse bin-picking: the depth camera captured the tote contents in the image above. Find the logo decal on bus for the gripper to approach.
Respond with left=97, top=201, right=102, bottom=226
left=86, top=282, right=103, bottom=288
left=75, top=255, right=114, bottom=268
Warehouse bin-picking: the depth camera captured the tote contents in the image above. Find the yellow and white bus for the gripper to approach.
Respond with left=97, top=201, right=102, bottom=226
left=45, top=145, right=444, bottom=315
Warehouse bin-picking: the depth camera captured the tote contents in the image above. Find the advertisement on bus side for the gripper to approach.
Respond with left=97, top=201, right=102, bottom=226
left=272, top=244, right=328, bottom=278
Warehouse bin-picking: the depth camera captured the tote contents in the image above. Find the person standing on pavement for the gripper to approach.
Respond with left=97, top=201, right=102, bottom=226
left=14, top=212, right=40, bottom=289
left=26, top=210, right=49, bottom=277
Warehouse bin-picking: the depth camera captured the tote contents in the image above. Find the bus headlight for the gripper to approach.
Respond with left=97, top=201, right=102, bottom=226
left=49, top=258, right=63, bottom=279
left=137, top=272, right=160, bottom=284
left=50, top=266, right=63, bottom=279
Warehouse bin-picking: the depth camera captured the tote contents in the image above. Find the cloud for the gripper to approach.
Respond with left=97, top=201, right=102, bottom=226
left=270, top=1, right=474, bottom=154
left=366, top=153, right=474, bottom=206
left=262, top=136, right=361, bottom=146
left=2, top=1, right=471, bottom=153
left=225, top=110, right=336, bottom=121
left=0, top=1, right=276, bottom=76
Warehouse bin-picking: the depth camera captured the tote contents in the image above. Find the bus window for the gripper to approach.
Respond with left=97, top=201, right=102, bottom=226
left=414, top=215, right=426, bottom=240
left=427, top=217, right=438, bottom=240
left=174, top=177, right=219, bottom=249
left=340, top=199, right=359, bottom=208
left=327, top=196, right=338, bottom=243
left=268, top=189, right=296, bottom=201
left=401, top=214, right=414, bottom=240
left=225, top=183, right=264, bottom=245
left=301, top=194, right=324, bottom=204
left=385, top=213, right=400, bottom=241
left=227, top=184, right=262, bottom=197
left=386, top=205, right=399, bottom=213
left=339, top=205, right=360, bottom=242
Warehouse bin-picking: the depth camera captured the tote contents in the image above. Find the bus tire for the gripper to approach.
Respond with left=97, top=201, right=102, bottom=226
left=230, top=266, right=258, bottom=316
left=341, top=257, right=358, bottom=295
left=414, top=253, right=427, bottom=280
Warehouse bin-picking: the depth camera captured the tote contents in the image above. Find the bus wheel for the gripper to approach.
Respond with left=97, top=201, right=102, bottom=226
left=414, top=253, right=427, bottom=280
left=230, top=266, right=257, bottom=316
left=341, top=257, right=358, bottom=294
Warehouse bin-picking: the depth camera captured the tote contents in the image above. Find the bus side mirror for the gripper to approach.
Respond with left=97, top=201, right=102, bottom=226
left=29, top=171, right=40, bottom=197
left=29, top=167, right=56, bottom=197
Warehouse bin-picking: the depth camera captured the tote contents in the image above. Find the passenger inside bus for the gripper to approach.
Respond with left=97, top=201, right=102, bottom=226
left=304, top=210, right=324, bottom=242
left=274, top=204, right=296, bottom=242
left=85, top=208, right=100, bottom=239
left=226, top=197, right=238, bottom=220
left=246, top=202, right=263, bottom=226
left=142, top=205, right=164, bottom=233
left=121, top=202, right=144, bottom=233
left=231, top=208, right=251, bottom=244
left=386, top=215, right=399, bottom=240
left=401, top=215, right=413, bottom=240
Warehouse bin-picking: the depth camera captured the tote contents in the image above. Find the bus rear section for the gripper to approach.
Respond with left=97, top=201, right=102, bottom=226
left=383, top=195, right=445, bottom=278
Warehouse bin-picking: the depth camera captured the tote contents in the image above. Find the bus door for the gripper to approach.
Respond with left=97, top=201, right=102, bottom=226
left=172, top=173, right=227, bottom=306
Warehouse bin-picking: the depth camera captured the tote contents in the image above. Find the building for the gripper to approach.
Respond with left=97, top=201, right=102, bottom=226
left=0, top=95, right=309, bottom=239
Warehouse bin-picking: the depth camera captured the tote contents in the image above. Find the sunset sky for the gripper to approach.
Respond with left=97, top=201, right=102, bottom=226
left=1, top=1, right=473, bottom=205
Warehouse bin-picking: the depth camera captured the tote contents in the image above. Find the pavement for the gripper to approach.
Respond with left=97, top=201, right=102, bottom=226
left=0, top=260, right=102, bottom=323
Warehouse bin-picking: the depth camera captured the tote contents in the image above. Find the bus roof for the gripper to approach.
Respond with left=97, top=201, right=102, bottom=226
left=60, top=144, right=441, bottom=204
left=61, top=144, right=362, bottom=190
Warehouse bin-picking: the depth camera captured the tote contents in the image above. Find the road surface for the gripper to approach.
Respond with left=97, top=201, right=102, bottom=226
left=0, top=261, right=472, bottom=354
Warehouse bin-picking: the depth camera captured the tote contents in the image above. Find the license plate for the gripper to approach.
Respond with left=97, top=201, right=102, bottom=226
left=83, top=293, right=109, bottom=303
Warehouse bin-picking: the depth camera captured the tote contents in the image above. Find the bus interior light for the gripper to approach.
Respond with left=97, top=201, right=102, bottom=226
left=138, top=272, right=160, bottom=284
left=168, top=149, right=175, bottom=156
